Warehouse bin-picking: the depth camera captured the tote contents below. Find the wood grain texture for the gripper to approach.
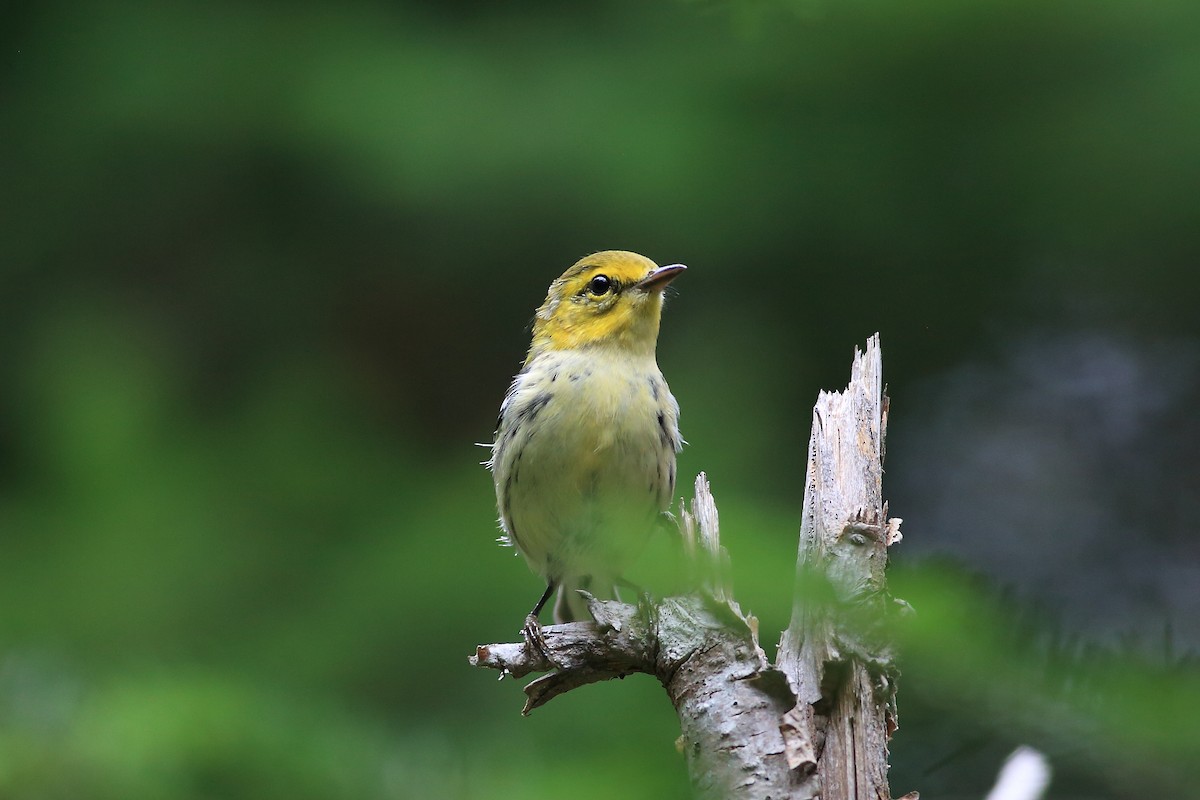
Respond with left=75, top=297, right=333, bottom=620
left=471, top=336, right=909, bottom=799
left=777, top=333, right=904, bottom=800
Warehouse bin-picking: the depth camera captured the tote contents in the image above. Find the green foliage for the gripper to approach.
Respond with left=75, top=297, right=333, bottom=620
left=3, top=0, right=1198, bottom=797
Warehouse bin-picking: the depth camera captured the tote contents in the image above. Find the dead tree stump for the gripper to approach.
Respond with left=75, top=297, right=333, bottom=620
left=471, top=334, right=910, bottom=800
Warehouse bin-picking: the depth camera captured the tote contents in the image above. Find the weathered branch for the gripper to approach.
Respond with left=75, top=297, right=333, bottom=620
left=471, top=335, right=908, bottom=800
left=473, top=475, right=796, bottom=797
left=470, top=594, right=652, bottom=714
left=777, top=333, right=905, bottom=800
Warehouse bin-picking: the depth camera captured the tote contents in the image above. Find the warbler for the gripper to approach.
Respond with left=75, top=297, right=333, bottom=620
left=488, top=250, right=685, bottom=624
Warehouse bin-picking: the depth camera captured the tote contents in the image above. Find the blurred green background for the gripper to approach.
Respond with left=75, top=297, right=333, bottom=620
left=4, top=0, right=1199, bottom=797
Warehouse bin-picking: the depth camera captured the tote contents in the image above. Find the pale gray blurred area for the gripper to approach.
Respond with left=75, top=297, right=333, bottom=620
left=892, top=325, right=1200, bottom=649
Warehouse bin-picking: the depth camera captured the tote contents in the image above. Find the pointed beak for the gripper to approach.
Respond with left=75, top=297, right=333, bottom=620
left=636, top=263, right=687, bottom=293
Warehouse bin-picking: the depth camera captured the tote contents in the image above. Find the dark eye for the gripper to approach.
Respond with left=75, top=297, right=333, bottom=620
left=587, top=275, right=612, bottom=296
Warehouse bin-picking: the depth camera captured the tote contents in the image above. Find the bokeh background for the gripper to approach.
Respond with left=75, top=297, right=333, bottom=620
left=3, top=1, right=1199, bottom=797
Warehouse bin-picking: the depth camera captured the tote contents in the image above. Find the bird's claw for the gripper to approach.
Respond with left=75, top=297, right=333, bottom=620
left=521, top=614, right=554, bottom=666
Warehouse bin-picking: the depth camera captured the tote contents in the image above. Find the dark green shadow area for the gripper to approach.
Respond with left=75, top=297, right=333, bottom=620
left=3, top=1, right=1199, bottom=797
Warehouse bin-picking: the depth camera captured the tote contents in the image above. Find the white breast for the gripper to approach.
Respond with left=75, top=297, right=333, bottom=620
left=491, top=348, right=680, bottom=583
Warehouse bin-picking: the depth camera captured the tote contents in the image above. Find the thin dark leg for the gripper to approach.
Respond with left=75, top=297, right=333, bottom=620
left=521, top=581, right=557, bottom=665
left=614, top=576, right=645, bottom=603
left=614, top=576, right=643, bottom=594
left=530, top=580, right=556, bottom=620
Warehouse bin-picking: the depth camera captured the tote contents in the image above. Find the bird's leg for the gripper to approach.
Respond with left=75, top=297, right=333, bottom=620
left=613, top=576, right=644, bottom=604
left=521, top=581, right=556, bottom=663
left=528, top=581, right=556, bottom=620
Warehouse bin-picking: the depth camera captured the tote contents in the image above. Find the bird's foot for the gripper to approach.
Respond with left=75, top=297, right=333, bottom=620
left=521, top=613, right=554, bottom=667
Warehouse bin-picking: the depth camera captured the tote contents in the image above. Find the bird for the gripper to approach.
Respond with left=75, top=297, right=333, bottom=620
left=488, top=250, right=685, bottom=626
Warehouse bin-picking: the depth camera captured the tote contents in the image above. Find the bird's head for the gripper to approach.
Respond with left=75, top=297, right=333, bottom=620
left=528, top=250, right=686, bottom=360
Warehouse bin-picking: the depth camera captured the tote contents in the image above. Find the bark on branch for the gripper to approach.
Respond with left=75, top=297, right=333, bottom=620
left=471, top=334, right=910, bottom=800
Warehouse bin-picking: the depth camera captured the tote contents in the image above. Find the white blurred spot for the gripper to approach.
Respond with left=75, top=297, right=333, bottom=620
left=984, top=746, right=1051, bottom=800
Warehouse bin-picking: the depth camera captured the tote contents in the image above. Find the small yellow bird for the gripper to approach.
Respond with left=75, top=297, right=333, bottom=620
left=489, top=250, right=685, bottom=624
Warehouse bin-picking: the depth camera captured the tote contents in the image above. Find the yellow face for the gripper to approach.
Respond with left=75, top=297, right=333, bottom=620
left=528, top=251, right=685, bottom=358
